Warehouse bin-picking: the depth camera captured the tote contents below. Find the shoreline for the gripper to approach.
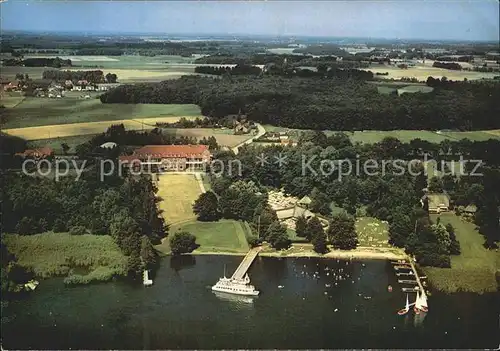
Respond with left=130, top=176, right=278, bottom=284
left=169, top=245, right=407, bottom=261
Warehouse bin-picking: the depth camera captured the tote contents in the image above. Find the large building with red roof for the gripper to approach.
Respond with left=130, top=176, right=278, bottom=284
left=119, top=144, right=211, bottom=172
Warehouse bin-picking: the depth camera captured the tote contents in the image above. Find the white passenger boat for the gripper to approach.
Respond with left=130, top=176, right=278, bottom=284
left=212, top=273, right=259, bottom=296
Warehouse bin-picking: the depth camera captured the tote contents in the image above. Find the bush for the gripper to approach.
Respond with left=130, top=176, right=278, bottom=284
left=69, top=226, right=87, bottom=236
left=247, top=236, right=261, bottom=248
left=169, top=231, right=198, bottom=255
left=15, top=217, right=38, bottom=235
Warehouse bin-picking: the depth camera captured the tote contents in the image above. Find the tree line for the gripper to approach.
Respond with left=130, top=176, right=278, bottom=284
left=42, top=70, right=117, bottom=84
left=194, top=64, right=263, bottom=76
left=432, top=61, right=462, bottom=70
left=2, top=57, right=72, bottom=68
left=99, top=75, right=500, bottom=131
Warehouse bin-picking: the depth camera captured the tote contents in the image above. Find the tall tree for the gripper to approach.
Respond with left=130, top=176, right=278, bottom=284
left=295, top=215, right=308, bottom=239
left=193, top=191, right=220, bottom=221
left=310, top=188, right=332, bottom=216
left=389, top=212, right=413, bottom=247
left=266, top=221, right=291, bottom=250
left=328, top=213, right=358, bottom=250
left=308, top=217, right=328, bottom=254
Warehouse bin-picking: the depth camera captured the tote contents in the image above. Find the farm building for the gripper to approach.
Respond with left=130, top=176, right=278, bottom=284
left=422, top=193, right=451, bottom=214
left=96, top=83, right=121, bottom=91
left=119, top=144, right=212, bottom=172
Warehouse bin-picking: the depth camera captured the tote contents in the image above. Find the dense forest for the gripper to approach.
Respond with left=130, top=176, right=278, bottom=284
left=100, top=76, right=500, bottom=131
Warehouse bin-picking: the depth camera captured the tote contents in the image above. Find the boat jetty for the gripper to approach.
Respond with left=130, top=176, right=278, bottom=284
left=212, top=247, right=261, bottom=296
left=391, top=258, right=429, bottom=314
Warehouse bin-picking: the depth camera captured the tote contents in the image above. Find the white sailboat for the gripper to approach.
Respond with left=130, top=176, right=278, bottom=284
left=414, top=291, right=428, bottom=313
left=397, top=294, right=410, bottom=315
left=419, top=291, right=429, bottom=312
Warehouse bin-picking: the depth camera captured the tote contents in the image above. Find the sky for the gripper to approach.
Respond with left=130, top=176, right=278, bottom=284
left=1, top=1, right=499, bottom=41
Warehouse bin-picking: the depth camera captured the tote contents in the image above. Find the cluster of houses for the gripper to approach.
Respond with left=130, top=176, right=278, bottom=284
left=255, top=131, right=297, bottom=146
left=0, top=77, right=120, bottom=98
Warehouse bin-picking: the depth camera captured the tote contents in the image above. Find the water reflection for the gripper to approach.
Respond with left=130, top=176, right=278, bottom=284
left=212, top=291, right=256, bottom=305
left=170, top=255, right=196, bottom=272
left=414, top=311, right=427, bottom=327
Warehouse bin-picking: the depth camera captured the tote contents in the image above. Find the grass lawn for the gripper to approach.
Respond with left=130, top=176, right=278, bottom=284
left=199, top=173, right=212, bottom=191
left=345, top=130, right=450, bottom=144
left=424, top=213, right=500, bottom=293
left=1, top=92, right=25, bottom=108
left=437, top=131, right=500, bottom=142
left=262, top=125, right=500, bottom=144
left=156, top=173, right=202, bottom=225
left=155, top=219, right=249, bottom=255
left=3, top=232, right=127, bottom=283
left=2, top=97, right=201, bottom=129
left=0, top=66, right=47, bottom=80
left=356, top=217, right=391, bottom=248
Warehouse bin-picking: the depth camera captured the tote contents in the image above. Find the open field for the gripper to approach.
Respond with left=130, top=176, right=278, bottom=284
left=366, top=64, right=498, bottom=81
left=2, top=56, right=200, bottom=83
left=156, top=174, right=202, bottom=225
left=27, top=134, right=97, bottom=153
left=424, top=213, right=500, bottom=293
left=68, top=68, right=197, bottom=83
left=2, top=97, right=201, bottom=129
left=155, top=219, right=250, bottom=255
left=3, top=115, right=201, bottom=140
left=437, top=130, right=500, bottom=142
left=24, top=54, right=198, bottom=67
left=1, top=92, right=25, bottom=108
left=0, top=66, right=47, bottom=80
left=262, top=125, right=500, bottom=144
left=161, top=128, right=251, bottom=147
left=3, top=232, right=128, bottom=282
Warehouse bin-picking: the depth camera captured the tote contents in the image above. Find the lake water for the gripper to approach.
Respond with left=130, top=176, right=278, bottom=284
left=2, top=256, right=498, bottom=349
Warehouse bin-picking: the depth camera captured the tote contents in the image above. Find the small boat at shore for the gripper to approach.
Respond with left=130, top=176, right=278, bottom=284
left=414, top=291, right=428, bottom=314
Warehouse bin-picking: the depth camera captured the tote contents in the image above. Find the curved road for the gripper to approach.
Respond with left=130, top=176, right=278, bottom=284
left=231, top=123, right=266, bottom=155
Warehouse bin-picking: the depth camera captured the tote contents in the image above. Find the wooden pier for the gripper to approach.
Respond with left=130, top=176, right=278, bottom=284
left=396, top=272, right=415, bottom=277
left=408, top=258, right=425, bottom=293
left=231, top=247, right=261, bottom=280
left=392, top=257, right=426, bottom=293
left=398, top=279, right=418, bottom=284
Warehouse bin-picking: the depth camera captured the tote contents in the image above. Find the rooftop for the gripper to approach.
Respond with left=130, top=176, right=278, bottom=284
left=126, top=144, right=210, bottom=158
